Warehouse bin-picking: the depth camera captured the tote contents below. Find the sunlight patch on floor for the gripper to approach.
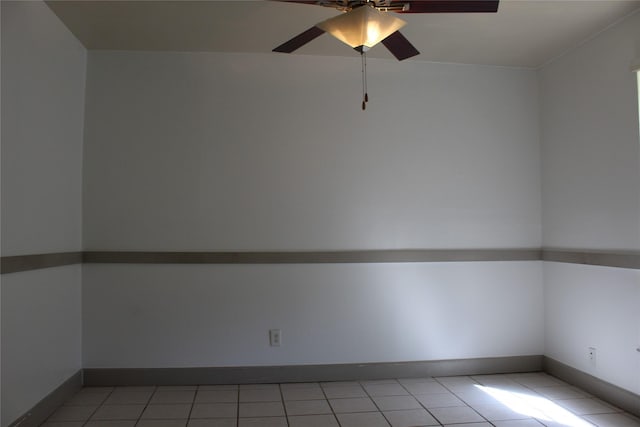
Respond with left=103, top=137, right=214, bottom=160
left=475, top=384, right=594, bottom=427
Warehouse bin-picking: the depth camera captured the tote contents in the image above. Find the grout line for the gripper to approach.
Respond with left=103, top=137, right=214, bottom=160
left=132, top=385, right=157, bottom=427
left=434, top=376, right=492, bottom=425
left=358, top=380, right=392, bottom=427
left=81, top=387, right=115, bottom=427
left=236, top=384, right=241, bottom=425
left=185, top=388, right=196, bottom=425
left=278, top=383, right=290, bottom=427
left=317, top=380, right=342, bottom=427
left=467, top=375, right=501, bottom=427
left=397, top=377, right=445, bottom=426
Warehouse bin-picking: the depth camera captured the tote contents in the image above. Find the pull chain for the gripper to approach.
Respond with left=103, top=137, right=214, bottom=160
left=361, top=51, right=369, bottom=110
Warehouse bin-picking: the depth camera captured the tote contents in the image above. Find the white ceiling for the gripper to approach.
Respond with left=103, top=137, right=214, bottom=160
left=46, top=0, right=640, bottom=68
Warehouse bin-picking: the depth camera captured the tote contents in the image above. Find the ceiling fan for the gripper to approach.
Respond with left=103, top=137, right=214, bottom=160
left=273, top=0, right=500, bottom=61
left=273, top=0, right=499, bottom=109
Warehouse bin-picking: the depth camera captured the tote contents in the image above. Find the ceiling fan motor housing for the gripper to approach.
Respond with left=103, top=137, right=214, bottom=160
left=317, top=5, right=407, bottom=51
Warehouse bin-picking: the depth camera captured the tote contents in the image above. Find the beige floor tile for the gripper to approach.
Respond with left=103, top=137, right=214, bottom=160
left=372, top=395, right=421, bottom=411
left=84, top=421, right=136, bottom=427
left=404, top=382, right=450, bottom=395
left=91, top=405, right=145, bottom=421
left=280, top=383, right=321, bottom=390
left=584, top=413, right=640, bottom=427
left=43, top=373, right=640, bottom=427
left=237, top=417, right=287, bottom=427
left=48, top=406, right=98, bottom=422
left=288, top=414, right=340, bottom=427
left=157, top=386, right=198, bottom=391
left=190, top=403, right=237, bottom=419
left=140, top=404, right=192, bottom=420
left=430, top=405, right=486, bottom=424
left=322, top=386, right=367, bottom=399
left=363, top=384, right=409, bottom=397
left=529, top=386, right=588, bottom=400
left=187, top=419, right=237, bottom=427
left=238, top=402, right=285, bottom=417
left=239, top=384, right=279, bottom=391
left=41, top=422, right=85, bottom=427
left=285, top=399, right=332, bottom=416
left=66, top=392, right=110, bottom=406
left=492, top=420, right=546, bottom=426
left=414, top=392, right=466, bottom=408
left=383, top=408, right=439, bottom=427
left=198, top=385, right=239, bottom=391
left=195, top=390, right=238, bottom=403
left=557, top=398, right=621, bottom=415
left=443, top=423, right=492, bottom=427
left=329, top=397, right=377, bottom=413
left=150, top=390, right=196, bottom=404
left=104, top=390, right=153, bottom=405
left=335, top=412, right=391, bottom=427
left=397, top=377, right=436, bottom=385
left=470, top=403, right=532, bottom=421
left=282, top=387, right=326, bottom=401
left=239, top=388, right=282, bottom=402
left=136, top=420, right=188, bottom=427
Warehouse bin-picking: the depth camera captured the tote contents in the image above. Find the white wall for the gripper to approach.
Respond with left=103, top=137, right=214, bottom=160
left=83, top=51, right=541, bottom=251
left=1, top=267, right=83, bottom=422
left=1, top=2, right=86, bottom=425
left=83, top=262, right=543, bottom=368
left=539, top=11, right=640, bottom=395
left=544, top=263, right=640, bottom=394
left=1, top=0, right=638, bottom=420
left=81, top=50, right=544, bottom=368
left=539, top=11, right=640, bottom=251
left=1, top=2, right=84, bottom=256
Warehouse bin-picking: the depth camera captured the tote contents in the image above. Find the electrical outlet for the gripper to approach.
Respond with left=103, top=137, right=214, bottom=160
left=588, top=347, right=596, bottom=366
left=269, top=329, right=281, bottom=347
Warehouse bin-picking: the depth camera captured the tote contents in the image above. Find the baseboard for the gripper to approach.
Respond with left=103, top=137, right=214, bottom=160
left=83, top=355, right=542, bottom=386
left=8, top=370, right=83, bottom=427
left=543, top=356, right=640, bottom=418
left=5, top=249, right=640, bottom=274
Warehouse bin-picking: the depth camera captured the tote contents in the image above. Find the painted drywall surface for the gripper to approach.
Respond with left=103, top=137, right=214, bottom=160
left=544, top=262, right=640, bottom=395
left=81, top=50, right=543, bottom=369
left=83, top=50, right=541, bottom=251
left=1, top=266, right=83, bottom=427
left=539, top=10, right=640, bottom=251
left=1, top=1, right=86, bottom=256
left=1, top=2, right=85, bottom=426
left=539, top=11, right=640, bottom=397
left=82, top=261, right=543, bottom=368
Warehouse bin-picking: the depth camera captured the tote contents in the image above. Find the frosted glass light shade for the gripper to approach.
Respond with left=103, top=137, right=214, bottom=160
left=317, top=6, right=406, bottom=51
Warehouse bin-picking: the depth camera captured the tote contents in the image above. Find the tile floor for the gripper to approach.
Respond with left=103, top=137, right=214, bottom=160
left=43, top=372, right=640, bottom=427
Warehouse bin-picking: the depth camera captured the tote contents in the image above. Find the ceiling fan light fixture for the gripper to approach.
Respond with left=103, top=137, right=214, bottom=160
left=317, top=5, right=406, bottom=52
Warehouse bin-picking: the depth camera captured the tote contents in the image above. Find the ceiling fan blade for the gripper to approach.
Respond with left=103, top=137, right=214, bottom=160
left=399, top=0, right=499, bottom=13
left=381, top=31, right=420, bottom=61
left=271, top=0, right=346, bottom=8
left=272, top=0, right=322, bottom=4
left=273, top=26, right=326, bottom=54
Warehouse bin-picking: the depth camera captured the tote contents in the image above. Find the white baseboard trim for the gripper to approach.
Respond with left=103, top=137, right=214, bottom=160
left=83, top=355, right=543, bottom=386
